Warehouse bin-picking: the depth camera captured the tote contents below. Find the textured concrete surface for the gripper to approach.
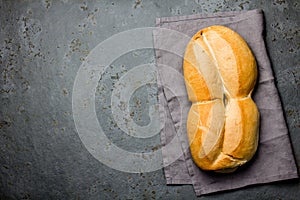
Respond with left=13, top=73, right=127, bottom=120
left=0, top=0, right=299, bottom=199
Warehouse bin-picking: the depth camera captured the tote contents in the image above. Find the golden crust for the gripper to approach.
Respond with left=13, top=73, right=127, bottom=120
left=183, top=25, right=259, bottom=172
left=187, top=100, right=225, bottom=170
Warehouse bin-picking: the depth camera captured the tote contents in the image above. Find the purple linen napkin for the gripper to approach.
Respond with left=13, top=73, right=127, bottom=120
left=154, top=9, right=298, bottom=196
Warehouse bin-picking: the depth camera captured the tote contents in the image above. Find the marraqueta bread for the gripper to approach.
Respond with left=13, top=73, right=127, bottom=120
left=183, top=25, right=259, bottom=173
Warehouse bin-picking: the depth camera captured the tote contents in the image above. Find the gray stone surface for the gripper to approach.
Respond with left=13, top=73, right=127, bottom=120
left=0, top=0, right=299, bottom=199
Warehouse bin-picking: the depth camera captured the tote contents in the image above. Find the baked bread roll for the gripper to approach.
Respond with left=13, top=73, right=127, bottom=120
left=183, top=25, right=259, bottom=173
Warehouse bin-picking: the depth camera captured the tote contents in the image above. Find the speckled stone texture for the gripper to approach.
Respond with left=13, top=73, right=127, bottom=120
left=0, top=0, right=299, bottom=199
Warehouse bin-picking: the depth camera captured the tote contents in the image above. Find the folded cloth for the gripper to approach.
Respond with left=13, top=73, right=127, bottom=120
left=153, top=9, right=298, bottom=196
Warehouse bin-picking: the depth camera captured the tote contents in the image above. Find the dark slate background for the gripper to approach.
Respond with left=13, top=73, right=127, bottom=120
left=0, top=0, right=299, bottom=199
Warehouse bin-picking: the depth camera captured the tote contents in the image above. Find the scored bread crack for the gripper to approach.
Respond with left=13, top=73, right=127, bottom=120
left=224, top=153, right=246, bottom=162
left=201, top=33, right=231, bottom=104
left=193, top=98, right=220, bottom=105
left=212, top=151, right=247, bottom=169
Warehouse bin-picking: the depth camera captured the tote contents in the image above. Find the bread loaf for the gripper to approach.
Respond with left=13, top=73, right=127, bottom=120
left=183, top=25, right=259, bottom=173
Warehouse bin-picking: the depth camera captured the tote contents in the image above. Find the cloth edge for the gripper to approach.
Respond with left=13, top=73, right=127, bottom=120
left=194, top=173, right=299, bottom=196
left=155, top=9, right=262, bottom=26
